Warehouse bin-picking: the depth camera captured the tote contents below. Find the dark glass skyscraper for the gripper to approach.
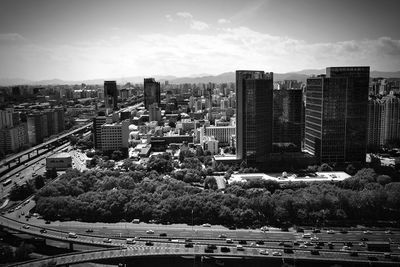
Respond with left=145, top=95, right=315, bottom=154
left=273, top=88, right=303, bottom=151
left=305, top=66, right=369, bottom=164
left=144, top=78, right=161, bottom=109
left=236, top=70, right=273, bottom=167
left=104, top=81, right=118, bottom=111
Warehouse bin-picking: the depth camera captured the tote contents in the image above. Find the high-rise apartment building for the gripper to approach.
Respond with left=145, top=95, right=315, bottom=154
left=93, top=116, right=107, bottom=150
left=305, top=66, right=369, bottom=163
left=27, top=113, right=48, bottom=145
left=104, top=81, right=118, bottom=111
left=149, top=103, right=162, bottom=122
left=273, top=88, right=303, bottom=151
left=236, top=70, right=273, bottom=167
left=144, top=78, right=160, bottom=109
left=367, top=95, right=400, bottom=148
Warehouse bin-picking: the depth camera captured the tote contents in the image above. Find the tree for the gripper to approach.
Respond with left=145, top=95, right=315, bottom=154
left=377, top=175, right=392, bottom=185
left=204, top=176, right=218, bottom=190
left=318, top=163, right=333, bottom=172
left=34, top=175, right=45, bottom=189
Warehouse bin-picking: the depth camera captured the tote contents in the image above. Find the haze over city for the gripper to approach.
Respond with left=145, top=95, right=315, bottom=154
left=1, top=0, right=400, bottom=81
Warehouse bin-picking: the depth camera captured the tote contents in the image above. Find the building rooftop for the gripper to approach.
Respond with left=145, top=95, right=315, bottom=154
left=48, top=152, right=71, bottom=159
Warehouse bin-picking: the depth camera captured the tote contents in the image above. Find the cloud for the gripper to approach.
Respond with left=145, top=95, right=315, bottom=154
left=218, top=18, right=230, bottom=24
left=0, top=33, right=25, bottom=42
left=165, top=14, right=173, bottom=22
left=190, top=20, right=209, bottom=31
left=176, top=12, right=193, bottom=19
left=1, top=26, right=400, bottom=80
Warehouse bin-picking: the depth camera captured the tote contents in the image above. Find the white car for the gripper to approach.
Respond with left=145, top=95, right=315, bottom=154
left=202, top=223, right=211, bottom=227
left=259, top=249, right=269, bottom=255
left=327, top=230, right=335, bottom=234
left=302, top=233, right=311, bottom=238
left=146, top=230, right=154, bottom=234
left=272, top=251, right=282, bottom=256
left=310, top=236, right=319, bottom=241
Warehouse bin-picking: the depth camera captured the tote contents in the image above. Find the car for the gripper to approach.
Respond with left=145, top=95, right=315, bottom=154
left=185, top=238, right=193, bottom=243
left=314, top=245, right=322, bottom=249
left=259, top=249, right=269, bottom=255
left=272, top=251, right=282, bottom=256
left=367, top=256, right=378, bottom=261
left=341, top=246, right=351, bottom=251
left=360, top=237, right=368, bottom=241
left=327, top=230, right=335, bottom=234
left=310, top=236, right=319, bottom=242
left=40, top=229, right=47, bottom=233
left=293, top=241, right=300, bottom=246
left=358, top=242, right=366, bottom=247
left=228, top=226, right=236, bottom=230
left=302, top=233, right=311, bottom=238
left=340, top=229, right=348, bottom=234
left=312, top=229, right=321, bottom=233
left=184, top=242, right=193, bottom=248
left=260, top=226, right=269, bottom=232
left=220, top=247, right=230, bottom=253
left=256, top=240, right=265, bottom=245
left=207, top=244, right=217, bottom=250
left=218, top=234, right=227, bottom=238
left=204, top=248, right=214, bottom=253
left=23, top=224, right=29, bottom=229
left=68, top=232, right=77, bottom=238
left=159, top=233, right=167, bottom=237
left=145, top=241, right=154, bottom=246
left=284, top=248, right=294, bottom=254
left=202, top=223, right=211, bottom=227
left=86, top=229, right=94, bottom=233
left=328, top=243, right=335, bottom=249
left=349, top=251, right=358, bottom=257
left=103, top=238, right=112, bottom=243
left=238, top=240, right=247, bottom=245
left=385, top=230, right=393, bottom=234
left=126, top=238, right=135, bottom=244
left=296, top=228, right=304, bottom=233
left=236, top=245, right=244, bottom=251
left=299, top=244, right=307, bottom=248
left=45, top=220, right=51, bottom=224
left=146, top=230, right=154, bottom=234
left=226, top=238, right=233, bottom=244
left=363, top=230, right=372, bottom=234
left=310, top=250, right=320, bottom=255
left=278, top=241, right=285, bottom=246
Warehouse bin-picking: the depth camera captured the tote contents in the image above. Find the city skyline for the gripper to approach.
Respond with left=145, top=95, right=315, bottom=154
left=0, top=0, right=400, bottom=80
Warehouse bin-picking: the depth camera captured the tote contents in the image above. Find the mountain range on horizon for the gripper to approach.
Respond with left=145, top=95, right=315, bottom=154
left=1, top=69, right=400, bottom=86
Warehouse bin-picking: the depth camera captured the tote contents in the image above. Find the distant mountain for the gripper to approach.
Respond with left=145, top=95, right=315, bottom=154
left=1, top=69, right=400, bottom=86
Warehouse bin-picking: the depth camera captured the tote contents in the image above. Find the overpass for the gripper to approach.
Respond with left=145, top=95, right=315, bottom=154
left=0, top=123, right=92, bottom=172
left=7, top=242, right=400, bottom=267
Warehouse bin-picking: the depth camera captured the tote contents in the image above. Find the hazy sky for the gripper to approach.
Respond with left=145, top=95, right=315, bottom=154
left=1, top=0, right=399, bottom=80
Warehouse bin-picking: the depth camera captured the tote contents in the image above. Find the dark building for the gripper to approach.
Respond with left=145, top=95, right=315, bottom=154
left=236, top=70, right=273, bottom=167
left=144, top=78, right=160, bottom=109
left=273, top=88, right=303, bottom=152
left=305, top=66, right=370, bottom=164
left=93, top=116, right=107, bottom=150
left=104, top=81, right=118, bottom=111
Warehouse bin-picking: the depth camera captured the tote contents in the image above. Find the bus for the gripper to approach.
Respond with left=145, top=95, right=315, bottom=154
left=3, top=179, right=12, bottom=186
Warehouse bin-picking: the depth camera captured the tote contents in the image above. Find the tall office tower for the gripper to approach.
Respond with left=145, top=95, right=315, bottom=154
left=54, top=108, right=65, bottom=133
left=381, top=95, right=400, bottom=144
left=27, top=113, right=48, bottom=145
left=367, top=98, right=384, bottom=149
left=144, top=78, right=160, bottom=109
left=93, top=116, right=107, bottom=150
left=104, top=81, right=118, bottom=111
left=305, top=66, right=369, bottom=164
left=273, top=88, right=303, bottom=151
left=236, top=70, right=273, bottom=167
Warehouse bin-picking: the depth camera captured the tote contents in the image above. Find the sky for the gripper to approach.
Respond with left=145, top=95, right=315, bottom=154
left=0, top=0, right=399, bottom=80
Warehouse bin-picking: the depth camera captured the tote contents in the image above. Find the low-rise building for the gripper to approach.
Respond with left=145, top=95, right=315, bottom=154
left=46, top=152, right=72, bottom=170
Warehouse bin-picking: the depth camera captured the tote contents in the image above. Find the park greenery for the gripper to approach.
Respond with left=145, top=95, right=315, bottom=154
left=31, top=152, right=400, bottom=228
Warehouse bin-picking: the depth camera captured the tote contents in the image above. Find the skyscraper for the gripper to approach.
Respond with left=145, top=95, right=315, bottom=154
left=93, top=116, right=107, bottom=150
left=104, top=81, right=118, bottom=111
left=305, top=66, right=370, bottom=164
left=236, top=70, right=273, bottom=167
left=273, top=88, right=303, bottom=151
left=144, top=78, right=160, bottom=109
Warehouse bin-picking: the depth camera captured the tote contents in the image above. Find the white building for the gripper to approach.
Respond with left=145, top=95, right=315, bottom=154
left=101, top=120, right=130, bottom=152
left=200, top=126, right=236, bottom=146
left=46, top=152, right=72, bottom=170
left=202, top=136, right=219, bottom=155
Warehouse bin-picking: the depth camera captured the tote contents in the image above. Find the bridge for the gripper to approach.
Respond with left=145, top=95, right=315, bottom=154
left=0, top=123, right=92, bottom=174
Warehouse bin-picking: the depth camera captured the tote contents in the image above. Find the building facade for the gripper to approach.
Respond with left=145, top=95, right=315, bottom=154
left=93, top=116, right=107, bottom=150
left=236, top=70, right=273, bottom=167
left=104, top=81, right=118, bottom=111
left=144, top=78, right=161, bottom=109
left=100, top=120, right=129, bottom=152
left=305, top=66, right=370, bottom=163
